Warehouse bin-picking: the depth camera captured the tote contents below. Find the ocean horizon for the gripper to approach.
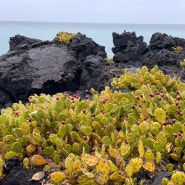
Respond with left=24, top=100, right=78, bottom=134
left=1, top=21, right=185, bottom=58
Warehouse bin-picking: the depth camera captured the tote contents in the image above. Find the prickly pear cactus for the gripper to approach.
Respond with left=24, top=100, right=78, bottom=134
left=30, top=154, right=47, bottom=166
left=170, top=171, right=185, bottom=185
left=108, top=147, right=119, bottom=158
left=0, top=65, right=185, bottom=184
left=125, top=157, right=143, bottom=177
left=143, top=161, right=156, bottom=172
left=138, top=140, right=144, bottom=158
left=50, top=171, right=66, bottom=183
left=77, top=175, right=96, bottom=185
left=120, top=142, right=131, bottom=157
left=63, top=153, right=82, bottom=177
left=26, top=144, right=36, bottom=154
left=23, top=157, right=30, bottom=169
left=95, top=158, right=110, bottom=175
left=81, top=153, right=99, bottom=167
left=154, top=108, right=166, bottom=124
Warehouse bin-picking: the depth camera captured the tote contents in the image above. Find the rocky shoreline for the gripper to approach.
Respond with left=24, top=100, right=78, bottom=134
left=1, top=31, right=185, bottom=185
left=0, top=31, right=185, bottom=110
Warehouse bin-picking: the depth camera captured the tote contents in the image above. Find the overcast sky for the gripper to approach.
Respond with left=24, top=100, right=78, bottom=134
left=1, top=0, right=185, bottom=24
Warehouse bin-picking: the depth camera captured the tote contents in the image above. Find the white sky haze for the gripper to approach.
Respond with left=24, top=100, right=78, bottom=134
left=1, top=0, right=185, bottom=24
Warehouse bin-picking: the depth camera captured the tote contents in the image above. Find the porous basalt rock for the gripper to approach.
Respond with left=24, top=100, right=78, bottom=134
left=149, top=32, right=185, bottom=50
left=9, top=34, right=42, bottom=51
left=79, top=55, right=117, bottom=92
left=70, top=33, right=107, bottom=61
left=112, top=31, right=185, bottom=70
left=112, top=31, right=147, bottom=64
left=0, top=33, right=111, bottom=109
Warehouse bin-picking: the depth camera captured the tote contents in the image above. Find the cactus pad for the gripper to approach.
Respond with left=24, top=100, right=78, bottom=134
left=171, top=171, right=185, bottom=185
left=143, top=161, right=156, bottom=172
left=26, top=144, right=36, bottom=154
left=144, top=149, right=155, bottom=161
left=23, top=157, right=30, bottom=169
left=81, top=168, right=94, bottom=178
left=120, top=142, right=131, bottom=157
left=108, top=147, right=119, bottom=158
left=30, top=154, right=47, bottom=166
left=154, top=108, right=166, bottom=123
left=95, top=158, right=110, bottom=174
left=50, top=171, right=66, bottom=183
left=126, top=157, right=143, bottom=177
left=5, top=151, right=18, bottom=159
left=82, top=154, right=99, bottom=167
left=77, top=175, right=96, bottom=185
left=138, top=140, right=144, bottom=158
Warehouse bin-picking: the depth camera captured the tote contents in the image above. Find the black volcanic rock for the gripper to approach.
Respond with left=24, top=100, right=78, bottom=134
left=9, top=34, right=42, bottom=51
left=112, top=32, right=147, bottom=64
left=149, top=33, right=176, bottom=50
left=0, top=33, right=115, bottom=109
left=70, top=33, right=107, bottom=61
left=143, top=33, right=185, bottom=67
left=0, top=44, right=80, bottom=104
left=79, top=55, right=115, bottom=92
left=142, top=49, right=179, bottom=67
left=112, top=31, right=185, bottom=70
left=149, top=32, right=185, bottom=51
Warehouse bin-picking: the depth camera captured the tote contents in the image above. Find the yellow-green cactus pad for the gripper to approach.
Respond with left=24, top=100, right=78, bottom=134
left=81, top=154, right=99, bottom=167
left=95, top=158, right=110, bottom=174
left=126, top=157, right=143, bottom=177
left=171, top=171, right=185, bottom=185
left=143, top=161, right=156, bottom=172
left=120, top=142, right=131, bottom=157
left=77, top=175, right=97, bottom=185
left=50, top=171, right=66, bottom=183
left=138, top=140, right=145, bottom=158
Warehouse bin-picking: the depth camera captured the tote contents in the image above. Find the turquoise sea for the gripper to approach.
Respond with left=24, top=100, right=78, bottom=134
left=1, top=21, right=185, bottom=58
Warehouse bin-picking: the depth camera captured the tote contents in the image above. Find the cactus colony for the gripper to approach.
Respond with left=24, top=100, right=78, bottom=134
left=0, top=66, right=184, bottom=184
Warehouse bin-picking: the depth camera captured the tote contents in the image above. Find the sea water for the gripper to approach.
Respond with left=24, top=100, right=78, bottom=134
left=1, top=21, right=185, bottom=58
